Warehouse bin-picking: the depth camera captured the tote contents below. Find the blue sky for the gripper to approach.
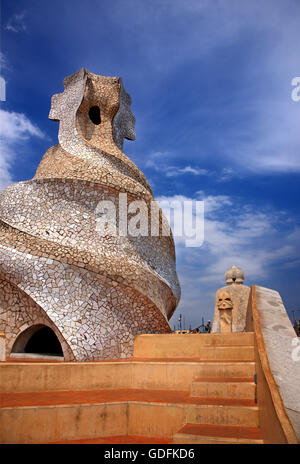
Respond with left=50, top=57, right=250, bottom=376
left=1, top=0, right=300, bottom=329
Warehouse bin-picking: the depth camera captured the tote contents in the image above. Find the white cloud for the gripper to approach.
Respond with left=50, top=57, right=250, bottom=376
left=0, top=52, right=7, bottom=70
left=216, top=168, right=237, bottom=182
left=0, top=110, right=44, bottom=140
left=196, top=2, right=300, bottom=175
left=195, top=193, right=232, bottom=213
left=223, top=98, right=300, bottom=174
left=5, top=13, right=27, bottom=33
left=144, top=151, right=169, bottom=170
left=0, top=109, right=46, bottom=190
left=159, top=192, right=300, bottom=327
left=0, top=53, right=7, bottom=102
left=120, top=0, right=300, bottom=175
left=166, top=165, right=208, bottom=177
left=145, top=152, right=209, bottom=177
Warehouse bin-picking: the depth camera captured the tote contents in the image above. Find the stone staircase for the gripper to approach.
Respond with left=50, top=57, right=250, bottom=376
left=172, top=376, right=261, bottom=443
left=134, top=332, right=263, bottom=444
left=0, top=332, right=264, bottom=444
left=173, top=424, right=263, bottom=444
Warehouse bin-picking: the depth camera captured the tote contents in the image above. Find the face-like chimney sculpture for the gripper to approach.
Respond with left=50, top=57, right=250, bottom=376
left=212, top=265, right=250, bottom=333
left=0, top=69, right=181, bottom=361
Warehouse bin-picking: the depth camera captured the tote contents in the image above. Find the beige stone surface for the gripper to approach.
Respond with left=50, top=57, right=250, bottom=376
left=0, top=69, right=181, bottom=360
left=212, top=266, right=250, bottom=333
left=216, top=290, right=233, bottom=333
left=190, top=379, right=256, bottom=399
left=0, top=332, right=259, bottom=444
left=0, top=333, right=5, bottom=361
left=0, top=403, right=128, bottom=444
left=254, top=286, right=300, bottom=441
left=0, top=360, right=255, bottom=394
left=133, top=332, right=254, bottom=357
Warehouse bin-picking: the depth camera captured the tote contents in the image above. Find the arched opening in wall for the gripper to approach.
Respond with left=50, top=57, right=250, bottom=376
left=11, top=324, right=64, bottom=359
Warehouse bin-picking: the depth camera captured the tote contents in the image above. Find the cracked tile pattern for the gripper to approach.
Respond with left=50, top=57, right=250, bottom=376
left=0, top=69, right=180, bottom=360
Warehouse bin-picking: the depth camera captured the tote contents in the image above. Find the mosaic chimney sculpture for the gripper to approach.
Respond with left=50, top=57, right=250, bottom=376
left=211, top=265, right=250, bottom=333
left=0, top=68, right=181, bottom=361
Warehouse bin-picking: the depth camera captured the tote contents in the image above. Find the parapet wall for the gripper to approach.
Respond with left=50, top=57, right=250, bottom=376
left=246, top=285, right=300, bottom=443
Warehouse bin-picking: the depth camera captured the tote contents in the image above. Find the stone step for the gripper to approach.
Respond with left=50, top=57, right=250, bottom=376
left=0, top=388, right=257, bottom=409
left=0, top=389, right=259, bottom=443
left=0, top=360, right=255, bottom=393
left=0, top=402, right=129, bottom=444
left=186, top=403, right=259, bottom=428
left=136, top=346, right=255, bottom=361
left=186, top=346, right=255, bottom=361
left=48, top=435, right=172, bottom=444
left=190, top=377, right=256, bottom=399
left=173, top=423, right=264, bottom=444
left=134, top=333, right=255, bottom=358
